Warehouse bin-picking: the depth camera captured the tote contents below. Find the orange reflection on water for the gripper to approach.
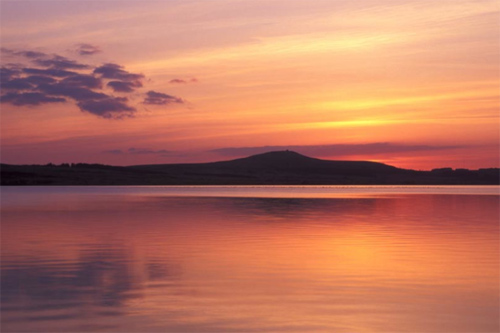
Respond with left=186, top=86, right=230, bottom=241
left=1, top=189, right=499, bottom=332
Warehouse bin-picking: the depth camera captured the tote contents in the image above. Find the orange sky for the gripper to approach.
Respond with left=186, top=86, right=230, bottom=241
left=1, top=0, right=499, bottom=170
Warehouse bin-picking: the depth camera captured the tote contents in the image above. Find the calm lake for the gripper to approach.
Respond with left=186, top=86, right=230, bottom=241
left=1, top=186, right=499, bottom=332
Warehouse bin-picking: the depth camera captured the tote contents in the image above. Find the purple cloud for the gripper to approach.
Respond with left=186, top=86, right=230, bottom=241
left=34, top=55, right=89, bottom=70
left=77, top=97, right=135, bottom=118
left=0, top=67, right=21, bottom=81
left=1, top=47, right=187, bottom=119
left=0, top=74, right=58, bottom=90
left=1, top=78, right=34, bottom=90
left=24, top=75, right=58, bottom=85
left=61, top=74, right=102, bottom=89
left=75, top=43, right=101, bottom=56
left=22, top=67, right=78, bottom=77
left=169, top=78, right=198, bottom=84
left=143, top=91, right=183, bottom=105
left=1, top=47, right=46, bottom=59
left=93, top=63, right=144, bottom=82
left=38, top=82, right=108, bottom=101
left=0, top=92, right=66, bottom=106
left=170, top=79, right=187, bottom=84
left=107, top=80, right=142, bottom=93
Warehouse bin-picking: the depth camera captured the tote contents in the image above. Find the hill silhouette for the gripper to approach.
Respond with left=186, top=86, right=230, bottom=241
left=131, top=151, right=403, bottom=178
left=210, top=150, right=400, bottom=173
left=1, top=150, right=499, bottom=185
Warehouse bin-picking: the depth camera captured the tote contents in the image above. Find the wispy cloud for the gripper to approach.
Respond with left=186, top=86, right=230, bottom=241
left=75, top=43, right=101, bottom=56
left=143, top=91, right=183, bottom=105
left=0, top=92, right=66, bottom=106
left=107, top=80, right=141, bottom=93
left=77, top=97, right=136, bottom=119
left=169, top=78, right=198, bottom=84
left=34, top=55, right=90, bottom=70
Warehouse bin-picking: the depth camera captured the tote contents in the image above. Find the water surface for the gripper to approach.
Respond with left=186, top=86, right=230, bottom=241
left=1, top=186, right=499, bottom=332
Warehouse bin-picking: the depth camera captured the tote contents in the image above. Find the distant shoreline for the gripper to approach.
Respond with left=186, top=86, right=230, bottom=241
left=2, top=151, right=499, bottom=186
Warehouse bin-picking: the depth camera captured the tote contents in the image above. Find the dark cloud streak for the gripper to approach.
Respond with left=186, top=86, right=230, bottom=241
left=0, top=92, right=66, bottom=106
left=169, top=78, right=198, bottom=84
left=143, top=91, right=183, bottom=105
left=1, top=67, right=21, bottom=81
left=61, top=74, right=102, bottom=89
left=1, top=78, right=34, bottom=90
left=107, top=80, right=142, bottom=93
left=1, top=47, right=46, bottom=59
left=93, top=63, right=144, bottom=82
left=76, top=43, right=101, bottom=56
left=77, top=97, right=135, bottom=118
left=2, top=48, right=89, bottom=70
left=34, top=55, right=89, bottom=70
left=38, top=82, right=109, bottom=101
left=23, top=67, right=78, bottom=77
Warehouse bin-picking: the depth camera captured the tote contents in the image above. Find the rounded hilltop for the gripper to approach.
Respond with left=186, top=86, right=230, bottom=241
left=209, top=150, right=400, bottom=173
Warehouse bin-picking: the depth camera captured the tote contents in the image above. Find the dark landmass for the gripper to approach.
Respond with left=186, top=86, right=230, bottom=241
left=1, top=150, right=499, bottom=185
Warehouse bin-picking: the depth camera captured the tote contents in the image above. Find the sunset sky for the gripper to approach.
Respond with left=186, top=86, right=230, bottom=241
left=1, top=0, right=498, bottom=169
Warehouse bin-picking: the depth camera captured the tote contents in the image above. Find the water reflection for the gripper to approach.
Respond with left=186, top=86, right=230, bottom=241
left=4, top=247, right=130, bottom=306
left=2, top=241, right=178, bottom=332
left=1, top=187, right=499, bottom=332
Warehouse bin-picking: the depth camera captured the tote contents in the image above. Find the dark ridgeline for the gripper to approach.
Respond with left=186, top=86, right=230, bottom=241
left=1, top=150, right=499, bottom=185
